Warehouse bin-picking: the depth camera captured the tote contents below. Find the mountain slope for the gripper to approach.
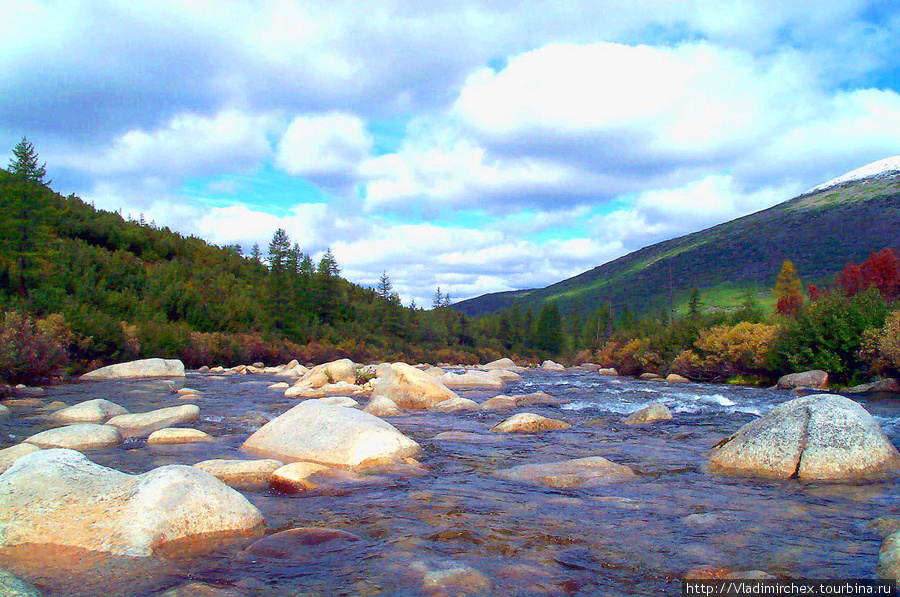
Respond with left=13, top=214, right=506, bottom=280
left=454, top=160, right=900, bottom=318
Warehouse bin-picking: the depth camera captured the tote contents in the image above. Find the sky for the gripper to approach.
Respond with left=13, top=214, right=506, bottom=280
left=3, top=0, right=900, bottom=307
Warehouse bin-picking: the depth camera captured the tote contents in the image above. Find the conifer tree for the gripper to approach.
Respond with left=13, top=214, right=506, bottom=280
left=8, top=137, right=48, bottom=185
left=377, top=270, right=393, bottom=300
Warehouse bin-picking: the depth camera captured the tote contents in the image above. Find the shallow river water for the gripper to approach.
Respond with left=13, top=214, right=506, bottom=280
left=2, top=368, right=900, bottom=596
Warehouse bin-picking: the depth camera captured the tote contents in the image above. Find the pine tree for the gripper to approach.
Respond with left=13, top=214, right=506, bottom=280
left=267, top=228, right=291, bottom=274
left=8, top=137, right=48, bottom=185
left=688, top=288, right=703, bottom=318
left=377, top=270, right=393, bottom=300
left=432, top=287, right=443, bottom=310
left=534, top=302, right=563, bottom=354
left=250, top=243, right=262, bottom=263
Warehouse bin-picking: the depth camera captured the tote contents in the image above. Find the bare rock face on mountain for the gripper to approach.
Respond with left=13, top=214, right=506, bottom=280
left=80, top=358, right=185, bottom=379
left=708, top=394, right=900, bottom=480
left=241, top=400, right=420, bottom=470
left=371, top=363, right=458, bottom=409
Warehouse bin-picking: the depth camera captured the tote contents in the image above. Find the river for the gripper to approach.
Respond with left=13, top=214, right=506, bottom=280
left=2, top=367, right=899, bottom=596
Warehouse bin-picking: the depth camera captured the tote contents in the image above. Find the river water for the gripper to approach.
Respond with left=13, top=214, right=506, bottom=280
left=2, top=368, right=900, bottom=596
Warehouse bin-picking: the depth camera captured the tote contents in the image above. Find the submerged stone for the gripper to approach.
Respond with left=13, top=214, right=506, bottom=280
left=495, top=456, right=636, bottom=488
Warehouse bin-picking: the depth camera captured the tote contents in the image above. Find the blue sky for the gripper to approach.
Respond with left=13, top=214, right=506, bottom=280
left=3, top=1, right=900, bottom=305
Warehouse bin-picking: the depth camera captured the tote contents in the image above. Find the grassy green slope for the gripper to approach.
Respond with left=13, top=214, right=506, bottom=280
left=454, top=175, right=900, bottom=318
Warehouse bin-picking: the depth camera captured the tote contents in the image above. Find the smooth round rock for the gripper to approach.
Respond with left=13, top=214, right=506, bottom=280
left=106, top=405, right=200, bottom=438
left=241, top=400, right=420, bottom=470
left=371, top=362, right=459, bottom=409
left=0, top=444, right=41, bottom=475
left=147, top=428, right=212, bottom=444
left=270, top=462, right=331, bottom=492
left=364, top=395, right=401, bottom=417
left=193, top=459, right=284, bottom=489
left=25, top=424, right=122, bottom=451
left=623, top=403, right=673, bottom=425
left=0, top=449, right=264, bottom=595
left=491, top=412, right=570, bottom=433
left=81, top=358, right=185, bottom=379
left=50, top=399, right=128, bottom=424
left=429, top=397, right=480, bottom=413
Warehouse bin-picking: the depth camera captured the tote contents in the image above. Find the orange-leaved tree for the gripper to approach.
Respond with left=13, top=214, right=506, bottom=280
left=774, top=259, right=803, bottom=316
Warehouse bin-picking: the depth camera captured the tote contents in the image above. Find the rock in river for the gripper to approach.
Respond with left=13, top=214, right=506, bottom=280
left=496, top=456, right=636, bottom=488
left=622, top=403, right=673, bottom=425
left=241, top=399, right=421, bottom=470
left=371, top=362, right=458, bottom=409
left=147, top=428, right=212, bottom=444
left=193, top=459, right=284, bottom=489
left=0, top=449, right=265, bottom=596
left=777, top=370, right=828, bottom=390
left=878, top=530, right=900, bottom=582
left=491, top=412, right=570, bottom=433
left=0, top=444, right=41, bottom=475
left=106, top=404, right=200, bottom=438
left=25, top=424, right=122, bottom=451
left=708, top=394, right=900, bottom=480
left=364, top=395, right=401, bottom=417
left=50, top=398, right=129, bottom=423
left=80, top=358, right=185, bottom=379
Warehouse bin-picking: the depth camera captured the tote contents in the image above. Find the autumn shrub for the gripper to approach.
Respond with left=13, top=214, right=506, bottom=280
left=860, top=310, right=900, bottom=376
left=770, top=288, right=889, bottom=382
left=673, top=322, right=777, bottom=381
left=0, top=311, right=69, bottom=384
left=612, top=338, right=665, bottom=376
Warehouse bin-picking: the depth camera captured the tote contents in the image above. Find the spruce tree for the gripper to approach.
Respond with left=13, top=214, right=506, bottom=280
left=8, top=137, right=48, bottom=185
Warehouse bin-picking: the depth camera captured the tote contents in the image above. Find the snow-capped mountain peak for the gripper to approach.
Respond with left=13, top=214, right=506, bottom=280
left=807, top=156, right=900, bottom=194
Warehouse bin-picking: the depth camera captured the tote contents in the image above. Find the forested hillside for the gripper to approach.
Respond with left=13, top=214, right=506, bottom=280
left=455, top=174, right=900, bottom=320
left=0, top=151, right=511, bottom=377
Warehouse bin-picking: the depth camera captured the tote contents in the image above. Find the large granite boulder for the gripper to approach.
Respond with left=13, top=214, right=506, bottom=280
left=0, top=450, right=264, bottom=595
left=495, top=456, right=636, bottom=488
left=777, top=370, right=828, bottom=390
left=371, top=362, right=458, bottom=409
left=24, top=424, right=122, bottom=451
left=50, top=399, right=128, bottom=423
left=428, top=397, right=481, bottom=413
left=80, top=358, right=185, bottom=380
left=708, top=394, right=900, bottom=480
left=106, top=405, right=200, bottom=438
left=541, top=360, right=565, bottom=371
left=241, top=400, right=421, bottom=470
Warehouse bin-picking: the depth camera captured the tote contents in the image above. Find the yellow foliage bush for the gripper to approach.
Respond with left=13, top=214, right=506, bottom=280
left=674, top=322, right=778, bottom=381
left=860, top=310, right=900, bottom=375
